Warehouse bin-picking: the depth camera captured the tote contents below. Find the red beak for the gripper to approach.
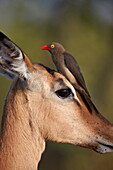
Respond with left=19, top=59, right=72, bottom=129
left=41, top=45, right=50, bottom=50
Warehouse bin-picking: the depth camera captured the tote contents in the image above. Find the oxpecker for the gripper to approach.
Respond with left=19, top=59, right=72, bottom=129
left=42, top=42, right=98, bottom=113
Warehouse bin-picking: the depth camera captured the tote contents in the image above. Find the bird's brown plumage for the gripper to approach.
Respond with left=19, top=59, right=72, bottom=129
left=42, top=42, right=98, bottom=113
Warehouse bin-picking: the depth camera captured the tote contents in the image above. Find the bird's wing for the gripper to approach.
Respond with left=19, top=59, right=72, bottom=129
left=63, top=51, right=90, bottom=97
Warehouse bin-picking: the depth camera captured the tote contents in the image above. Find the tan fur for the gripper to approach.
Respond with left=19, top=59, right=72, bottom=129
left=23, top=53, right=35, bottom=72
left=0, top=63, right=113, bottom=170
left=0, top=35, right=113, bottom=169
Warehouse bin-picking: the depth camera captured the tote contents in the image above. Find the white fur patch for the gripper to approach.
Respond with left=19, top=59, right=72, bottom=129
left=64, top=79, right=79, bottom=102
left=70, top=85, right=79, bottom=102
left=10, top=50, right=32, bottom=79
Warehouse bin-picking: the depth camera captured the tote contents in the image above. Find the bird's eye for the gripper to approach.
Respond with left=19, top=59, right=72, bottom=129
left=51, top=44, right=55, bottom=48
left=55, top=88, right=73, bottom=99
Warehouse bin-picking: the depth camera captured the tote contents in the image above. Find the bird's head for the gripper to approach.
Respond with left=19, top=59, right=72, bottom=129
left=41, top=42, right=65, bottom=54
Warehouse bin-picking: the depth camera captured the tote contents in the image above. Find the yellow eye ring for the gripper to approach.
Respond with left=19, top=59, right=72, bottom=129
left=51, top=44, right=55, bottom=48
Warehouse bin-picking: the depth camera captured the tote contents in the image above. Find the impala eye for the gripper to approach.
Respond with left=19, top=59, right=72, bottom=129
left=55, top=88, right=73, bottom=98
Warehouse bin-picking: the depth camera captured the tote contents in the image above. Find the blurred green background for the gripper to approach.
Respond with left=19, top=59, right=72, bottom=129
left=0, top=0, right=113, bottom=170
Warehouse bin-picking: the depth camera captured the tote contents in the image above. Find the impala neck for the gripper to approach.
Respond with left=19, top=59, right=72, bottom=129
left=0, top=79, right=45, bottom=170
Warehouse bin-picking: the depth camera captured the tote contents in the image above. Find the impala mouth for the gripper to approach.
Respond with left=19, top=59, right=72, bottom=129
left=96, top=141, right=113, bottom=153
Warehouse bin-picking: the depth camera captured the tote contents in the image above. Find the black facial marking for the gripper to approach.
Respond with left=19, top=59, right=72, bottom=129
left=56, top=78, right=66, bottom=87
left=73, top=98, right=81, bottom=108
left=38, top=64, right=55, bottom=75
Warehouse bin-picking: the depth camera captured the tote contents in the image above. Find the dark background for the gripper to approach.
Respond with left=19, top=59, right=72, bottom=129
left=0, top=0, right=113, bottom=170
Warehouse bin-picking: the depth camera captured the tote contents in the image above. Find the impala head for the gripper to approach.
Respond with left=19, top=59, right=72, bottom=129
left=0, top=32, right=113, bottom=154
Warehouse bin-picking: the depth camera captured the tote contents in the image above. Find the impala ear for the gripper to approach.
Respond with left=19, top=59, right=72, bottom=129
left=0, top=65, right=16, bottom=79
left=0, top=32, right=34, bottom=80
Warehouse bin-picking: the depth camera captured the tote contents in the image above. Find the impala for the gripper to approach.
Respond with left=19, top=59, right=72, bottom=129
left=0, top=32, right=113, bottom=170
